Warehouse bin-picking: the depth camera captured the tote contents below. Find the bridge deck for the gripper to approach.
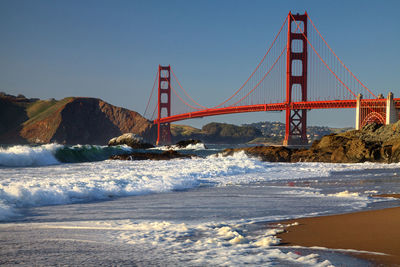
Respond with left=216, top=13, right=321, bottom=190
left=156, top=99, right=400, bottom=124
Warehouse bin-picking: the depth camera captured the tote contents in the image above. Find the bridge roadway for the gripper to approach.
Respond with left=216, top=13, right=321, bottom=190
left=156, top=99, right=400, bottom=124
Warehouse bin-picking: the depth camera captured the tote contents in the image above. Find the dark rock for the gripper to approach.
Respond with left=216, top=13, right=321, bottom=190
left=387, top=136, right=400, bottom=163
left=220, top=121, right=400, bottom=163
left=223, top=146, right=292, bottom=162
left=109, top=150, right=192, bottom=161
left=362, top=122, right=382, bottom=132
left=175, top=139, right=203, bottom=148
left=108, top=133, right=154, bottom=149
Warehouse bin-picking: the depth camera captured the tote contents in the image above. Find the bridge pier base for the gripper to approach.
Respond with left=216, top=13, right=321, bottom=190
left=283, top=136, right=308, bottom=146
left=156, top=122, right=172, bottom=145
left=283, top=109, right=308, bottom=146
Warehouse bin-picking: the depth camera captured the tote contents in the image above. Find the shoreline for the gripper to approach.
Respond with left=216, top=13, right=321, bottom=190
left=275, top=195, right=400, bottom=266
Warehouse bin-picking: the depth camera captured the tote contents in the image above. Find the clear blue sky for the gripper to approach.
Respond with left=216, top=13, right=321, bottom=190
left=1, top=0, right=399, bottom=128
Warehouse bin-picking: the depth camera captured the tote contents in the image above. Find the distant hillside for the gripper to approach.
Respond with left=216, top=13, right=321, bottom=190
left=244, top=121, right=352, bottom=144
left=0, top=93, right=156, bottom=145
left=171, top=122, right=263, bottom=144
left=171, top=121, right=352, bottom=145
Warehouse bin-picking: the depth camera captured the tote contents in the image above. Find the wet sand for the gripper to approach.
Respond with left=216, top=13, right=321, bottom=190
left=276, top=195, right=400, bottom=266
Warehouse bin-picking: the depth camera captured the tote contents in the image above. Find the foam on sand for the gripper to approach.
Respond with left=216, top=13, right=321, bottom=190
left=29, top=219, right=334, bottom=266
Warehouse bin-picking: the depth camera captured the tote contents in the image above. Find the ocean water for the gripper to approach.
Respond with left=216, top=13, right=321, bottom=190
left=0, top=144, right=400, bottom=266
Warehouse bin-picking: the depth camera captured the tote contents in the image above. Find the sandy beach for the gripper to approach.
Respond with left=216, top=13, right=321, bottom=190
left=277, top=195, right=400, bottom=266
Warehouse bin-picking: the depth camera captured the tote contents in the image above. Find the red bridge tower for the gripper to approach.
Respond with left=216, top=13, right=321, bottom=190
left=283, top=12, right=308, bottom=146
left=156, top=65, right=172, bottom=145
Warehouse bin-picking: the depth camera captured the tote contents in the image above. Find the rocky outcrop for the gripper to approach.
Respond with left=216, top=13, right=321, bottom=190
left=0, top=94, right=157, bottom=145
left=309, top=122, right=400, bottom=163
left=222, top=146, right=294, bottom=162
left=222, top=122, right=400, bottom=163
left=175, top=139, right=203, bottom=148
left=109, top=150, right=192, bottom=161
left=108, top=133, right=154, bottom=149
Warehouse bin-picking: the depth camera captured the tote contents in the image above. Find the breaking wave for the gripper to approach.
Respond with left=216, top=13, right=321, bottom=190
left=0, top=144, right=134, bottom=167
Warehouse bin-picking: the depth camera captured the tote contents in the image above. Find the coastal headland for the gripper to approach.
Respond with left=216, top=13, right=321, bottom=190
left=0, top=93, right=156, bottom=144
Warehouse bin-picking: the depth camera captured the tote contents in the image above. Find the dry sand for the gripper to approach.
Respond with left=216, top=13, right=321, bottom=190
left=276, top=195, right=400, bottom=266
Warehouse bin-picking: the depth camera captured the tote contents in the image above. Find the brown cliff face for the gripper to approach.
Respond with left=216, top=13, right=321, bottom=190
left=0, top=97, right=29, bottom=144
left=20, top=98, right=71, bottom=143
left=1, top=95, right=156, bottom=145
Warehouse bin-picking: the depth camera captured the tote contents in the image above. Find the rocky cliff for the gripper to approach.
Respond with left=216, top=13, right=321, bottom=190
left=222, top=122, right=400, bottom=163
left=0, top=93, right=156, bottom=145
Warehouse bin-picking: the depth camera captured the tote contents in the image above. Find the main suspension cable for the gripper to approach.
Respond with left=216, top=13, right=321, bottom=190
left=306, top=14, right=377, bottom=98
left=171, top=68, right=208, bottom=109
left=144, top=69, right=159, bottom=117
left=290, top=13, right=357, bottom=98
left=210, top=15, right=289, bottom=109
left=231, top=45, right=287, bottom=106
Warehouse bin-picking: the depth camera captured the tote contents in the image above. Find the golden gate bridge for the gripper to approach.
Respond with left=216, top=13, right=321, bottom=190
left=144, top=12, right=399, bottom=145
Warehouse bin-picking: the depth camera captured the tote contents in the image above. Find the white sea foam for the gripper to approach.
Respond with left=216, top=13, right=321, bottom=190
left=364, top=190, right=379, bottom=194
left=185, top=142, right=207, bottom=150
left=328, top=190, right=362, bottom=198
left=0, top=144, right=134, bottom=167
left=0, top=144, right=62, bottom=167
left=288, top=245, right=388, bottom=256
left=32, top=219, right=334, bottom=266
left=0, top=150, right=398, bottom=221
left=0, top=152, right=261, bottom=218
left=155, top=142, right=207, bottom=151
left=281, top=189, right=366, bottom=200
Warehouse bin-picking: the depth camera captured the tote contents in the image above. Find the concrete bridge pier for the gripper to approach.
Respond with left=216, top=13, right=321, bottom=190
left=355, top=94, right=363, bottom=130
left=386, top=92, right=397, bottom=125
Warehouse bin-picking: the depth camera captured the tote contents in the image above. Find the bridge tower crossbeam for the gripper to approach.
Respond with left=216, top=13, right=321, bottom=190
left=283, top=12, right=309, bottom=146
